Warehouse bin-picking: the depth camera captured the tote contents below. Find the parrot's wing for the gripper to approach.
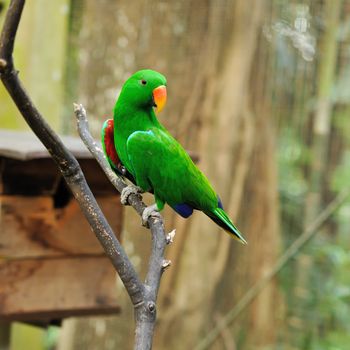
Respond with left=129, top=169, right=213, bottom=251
left=126, top=130, right=159, bottom=192
left=126, top=129, right=211, bottom=214
left=101, top=119, right=136, bottom=182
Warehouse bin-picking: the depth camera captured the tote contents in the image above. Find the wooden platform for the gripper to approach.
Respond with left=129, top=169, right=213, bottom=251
left=0, top=130, right=122, bottom=323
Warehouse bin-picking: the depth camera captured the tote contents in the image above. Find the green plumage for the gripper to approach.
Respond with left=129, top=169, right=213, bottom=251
left=111, top=69, right=246, bottom=244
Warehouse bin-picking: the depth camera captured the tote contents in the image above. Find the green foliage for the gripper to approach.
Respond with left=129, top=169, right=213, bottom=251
left=44, top=326, right=61, bottom=350
left=305, top=238, right=350, bottom=350
left=331, top=150, right=350, bottom=192
left=278, top=128, right=308, bottom=239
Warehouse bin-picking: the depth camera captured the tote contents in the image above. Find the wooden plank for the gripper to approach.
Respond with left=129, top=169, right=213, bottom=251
left=0, top=130, right=94, bottom=160
left=0, top=158, right=60, bottom=195
left=0, top=196, right=122, bottom=259
left=0, top=257, right=120, bottom=321
left=1, top=157, right=120, bottom=196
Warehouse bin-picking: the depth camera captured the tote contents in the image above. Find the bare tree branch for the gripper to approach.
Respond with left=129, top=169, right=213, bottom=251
left=0, top=1, right=169, bottom=349
left=74, top=104, right=169, bottom=349
left=74, top=104, right=146, bottom=216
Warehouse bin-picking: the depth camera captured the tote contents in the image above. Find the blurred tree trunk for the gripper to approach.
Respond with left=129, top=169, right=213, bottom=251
left=155, top=1, right=281, bottom=349
left=59, top=0, right=281, bottom=349
left=304, top=0, right=341, bottom=225
left=0, top=0, right=69, bottom=130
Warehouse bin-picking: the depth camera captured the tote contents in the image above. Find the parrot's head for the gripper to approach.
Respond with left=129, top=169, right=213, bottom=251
left=119, top=69, right=167, bottom=114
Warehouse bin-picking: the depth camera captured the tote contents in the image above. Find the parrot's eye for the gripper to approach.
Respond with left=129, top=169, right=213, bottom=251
left=141, top=79, right=147, bottom=85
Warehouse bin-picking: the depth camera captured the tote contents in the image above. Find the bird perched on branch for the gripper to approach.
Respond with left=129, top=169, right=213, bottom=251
left=101, top=69, right=246, bottom=244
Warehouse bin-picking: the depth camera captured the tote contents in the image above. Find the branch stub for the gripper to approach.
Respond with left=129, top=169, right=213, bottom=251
left=0, top=58, right=7, bottom=71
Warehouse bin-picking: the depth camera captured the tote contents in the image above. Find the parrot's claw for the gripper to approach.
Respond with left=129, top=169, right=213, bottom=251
left=142, top=204, right=161, bottom=227
left=166, top=229, right=176, bottom=244
left=121, top=185, right=143, bottom=205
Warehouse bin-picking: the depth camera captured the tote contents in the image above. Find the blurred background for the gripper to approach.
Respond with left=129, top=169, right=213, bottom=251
left=1, top=0, right=350, bottom=349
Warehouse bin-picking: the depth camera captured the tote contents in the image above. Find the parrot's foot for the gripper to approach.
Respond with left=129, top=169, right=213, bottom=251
left=166, top=229, right=176, bottom=244
left=121, top=185, right=144, bottom=205
left=142, top=203, right=162, bottom=228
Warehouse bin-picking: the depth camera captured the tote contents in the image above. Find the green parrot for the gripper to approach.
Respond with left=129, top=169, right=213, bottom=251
left=102, top=69, right=246, bottom=244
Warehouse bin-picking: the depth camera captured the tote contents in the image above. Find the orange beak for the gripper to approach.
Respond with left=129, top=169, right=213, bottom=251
left=152, top=85, right=167, bottom=113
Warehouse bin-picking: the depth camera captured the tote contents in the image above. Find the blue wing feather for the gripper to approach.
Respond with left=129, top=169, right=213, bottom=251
left=173, top=203, right=194, bottom=218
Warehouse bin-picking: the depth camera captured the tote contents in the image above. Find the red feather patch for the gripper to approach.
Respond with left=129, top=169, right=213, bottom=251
left=104, top=119, right=122, bottom=168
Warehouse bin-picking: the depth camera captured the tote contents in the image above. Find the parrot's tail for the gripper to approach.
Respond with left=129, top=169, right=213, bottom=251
left=206, top=208, right=247, bottom=244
